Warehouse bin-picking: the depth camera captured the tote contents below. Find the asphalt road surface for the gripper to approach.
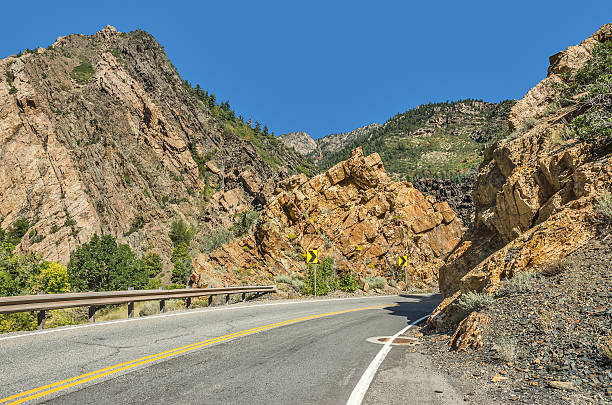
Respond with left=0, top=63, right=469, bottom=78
left=0, top=294, right=441, bottom=404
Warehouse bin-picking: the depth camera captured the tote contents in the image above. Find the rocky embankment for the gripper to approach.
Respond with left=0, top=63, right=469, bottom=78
left=421, top=23, right=612, bottom=405
left=191, top=147, right=463, bottom=288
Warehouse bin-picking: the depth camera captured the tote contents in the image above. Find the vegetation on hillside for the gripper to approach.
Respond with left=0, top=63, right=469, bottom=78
left=184, top=82, right=317, bottom=176
left=564, top=40, right=612, bottom=142
left=319, top=99, right=515, bottom=182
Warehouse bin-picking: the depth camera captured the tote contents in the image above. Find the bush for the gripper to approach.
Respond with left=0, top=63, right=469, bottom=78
left=492, top=337, right=518, bottom=362
left=169, top=220, right=194, bottom=246
left=302, top=257, right=337, bottom=295
left=125, top=216, right=145, bottom=236
left=339, top=273, right=358, bottom=292
left=366, top=276, right=386, bottom=289
left=595, top=191, right=612, bottom=222
left=231, top=211, right=258, bottom=237
left=496, top=272, right=540, bottom=297
left=0, top=312, right=36, bottom=333
left=456, top=291, right=494, bottom=317
left=200, top=228, right=232, bottom=253
left=67, top=234, right=149, bottom=291
left=34, top=262, right=70, bottom=294
left=5, top=218, right=30, bottom=246
left=274, top=274, right=293, bottom=284
left=274, top=274, right=304, bottom=292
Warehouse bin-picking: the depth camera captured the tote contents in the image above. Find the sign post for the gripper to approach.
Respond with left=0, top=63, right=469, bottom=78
left=307, top=250, right=318, bottom=296
left=399, top=255, right=408, bottom=291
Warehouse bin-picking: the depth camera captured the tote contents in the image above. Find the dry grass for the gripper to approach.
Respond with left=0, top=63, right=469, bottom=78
left=492, top=337, right=518, bottom=362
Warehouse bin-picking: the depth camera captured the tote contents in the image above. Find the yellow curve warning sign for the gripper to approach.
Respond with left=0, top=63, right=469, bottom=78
left=306, top=250, right=318, bottom=264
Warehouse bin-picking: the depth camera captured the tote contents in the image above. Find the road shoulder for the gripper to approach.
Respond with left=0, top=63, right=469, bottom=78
left=363, top=346, right=465, bottom=405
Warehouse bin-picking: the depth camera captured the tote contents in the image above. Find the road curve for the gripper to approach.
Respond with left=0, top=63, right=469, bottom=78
left=0, top=294, right=441, bottom=404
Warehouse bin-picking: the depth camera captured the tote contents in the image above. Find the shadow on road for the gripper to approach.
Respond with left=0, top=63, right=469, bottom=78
left=381, top=293, right=442, bottom=325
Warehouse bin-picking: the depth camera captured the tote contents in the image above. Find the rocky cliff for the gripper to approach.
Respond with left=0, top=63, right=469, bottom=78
left=191, top=147, right=463, bottom=288
left=278, top=131, right=318, bottom=155
left=429, top=24, right=612, bottom=330
left=0, top=26, right=309, bottom=266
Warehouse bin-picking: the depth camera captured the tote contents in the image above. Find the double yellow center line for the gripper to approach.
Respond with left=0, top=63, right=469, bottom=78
left=1, top=303, right=395, bottom=404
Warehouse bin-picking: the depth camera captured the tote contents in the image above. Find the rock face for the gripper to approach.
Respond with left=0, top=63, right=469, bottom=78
left=278, top=131, right=318, bottom=156
left=315, top=123, right=382, bottom=157
left=192, top=147, right=463, bottom=287
left=429, top=24, right=612, bottom=330
left=0, top=26, right=308, bottom=266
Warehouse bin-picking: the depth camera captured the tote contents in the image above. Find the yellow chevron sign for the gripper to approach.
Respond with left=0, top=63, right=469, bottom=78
left=306, top=250, right=318, bottom=264
left=398, top=256, right=408, bottom=267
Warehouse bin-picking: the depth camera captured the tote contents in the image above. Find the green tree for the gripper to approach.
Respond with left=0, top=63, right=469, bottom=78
left=0, top=240, right=41, bottom=296
left=170, top=243, right=191, bottom=284
left=143, top=252, right=163, bottom=278
left=169, top=220, right=194, bottom=247
left=67, top=234, right=149, bottom=291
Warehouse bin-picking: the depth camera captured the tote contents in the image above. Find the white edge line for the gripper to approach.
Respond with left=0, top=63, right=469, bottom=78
left=0, top=294, right=431, bottom=342
left=346, top=314, right=430, bottom=405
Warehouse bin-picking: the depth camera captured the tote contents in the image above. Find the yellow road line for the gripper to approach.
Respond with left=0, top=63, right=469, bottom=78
left=2, top=303, right=395, bottom=404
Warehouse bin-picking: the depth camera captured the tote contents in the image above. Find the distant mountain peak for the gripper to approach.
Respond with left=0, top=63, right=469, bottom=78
left=278, top=131, right=317, bottom=155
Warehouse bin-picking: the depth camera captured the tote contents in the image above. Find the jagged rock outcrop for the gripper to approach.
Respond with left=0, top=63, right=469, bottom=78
left=314, top=123, right=381, bottom=157
left=0, top=26, right=307, bottom=266
left=429, top=24, right=612, bottom=330
left=278, top=131, right=318, bottom=156
left=192, top=147, right=463, bottom=287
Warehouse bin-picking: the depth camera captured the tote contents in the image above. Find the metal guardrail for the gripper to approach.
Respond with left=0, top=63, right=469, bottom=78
left=0, top=285, right=277, bottom=330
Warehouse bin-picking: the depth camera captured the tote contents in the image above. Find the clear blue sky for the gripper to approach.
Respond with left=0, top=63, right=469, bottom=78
left=1, top=1, right=610, bottom=139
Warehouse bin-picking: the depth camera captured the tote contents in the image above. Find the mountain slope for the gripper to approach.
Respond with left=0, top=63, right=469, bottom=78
left=0, top=26, right=312, bottom=265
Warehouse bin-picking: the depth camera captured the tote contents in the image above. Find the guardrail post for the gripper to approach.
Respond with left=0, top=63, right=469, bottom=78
left=127, top=287, right=134, bottom=318
left=159, top=287, right=165, bottom=313
left=89, top=305, right=96, bottom=323
left=37, top=310, right=46, bottom=330
left=225, top=294, right=230, bottom=305
left=208, top=296, right=213, bottom=307
left=185, top=297, right=191, bottom=309
left=242, top=292, right=246, bottom=302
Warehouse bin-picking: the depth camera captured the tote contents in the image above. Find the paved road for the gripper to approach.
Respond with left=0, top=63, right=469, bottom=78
left=0, top=294, right=441, bottom=404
